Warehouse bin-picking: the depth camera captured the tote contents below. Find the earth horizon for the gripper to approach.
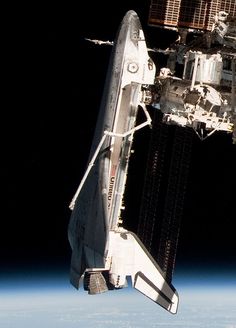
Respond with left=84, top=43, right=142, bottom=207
left=1, top=270, right=235, bottom=328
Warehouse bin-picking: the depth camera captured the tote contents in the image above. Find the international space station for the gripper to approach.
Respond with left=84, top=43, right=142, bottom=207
left=68, top=0, right=235, bottom=314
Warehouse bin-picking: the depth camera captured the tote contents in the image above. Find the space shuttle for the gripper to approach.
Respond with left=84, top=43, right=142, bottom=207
left=68, top=10, right=179, bottom=314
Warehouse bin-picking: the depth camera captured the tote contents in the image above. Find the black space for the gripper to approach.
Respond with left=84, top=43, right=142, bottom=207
left=2, top=1, right=235, bottom=277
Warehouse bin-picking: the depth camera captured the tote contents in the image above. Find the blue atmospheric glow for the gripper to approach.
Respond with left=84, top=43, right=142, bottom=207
left=0, top=273, right=236, bottom=328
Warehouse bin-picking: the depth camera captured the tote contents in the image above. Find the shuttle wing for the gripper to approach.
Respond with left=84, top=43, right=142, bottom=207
left=106, top=230, right=178, bottom=314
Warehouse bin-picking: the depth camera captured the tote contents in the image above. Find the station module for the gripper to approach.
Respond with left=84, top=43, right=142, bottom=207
left=147, top=0, right=236, bottom=141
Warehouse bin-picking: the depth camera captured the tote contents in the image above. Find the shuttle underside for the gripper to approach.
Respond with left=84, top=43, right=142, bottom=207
left=68, top=10, right=179, bottom=314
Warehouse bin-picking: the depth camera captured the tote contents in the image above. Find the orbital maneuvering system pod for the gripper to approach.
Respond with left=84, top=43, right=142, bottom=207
left=68, top=10, right=179, bottom=314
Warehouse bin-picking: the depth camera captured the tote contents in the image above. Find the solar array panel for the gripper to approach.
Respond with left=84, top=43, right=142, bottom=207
left=148, top=0, right=236, bottom=31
